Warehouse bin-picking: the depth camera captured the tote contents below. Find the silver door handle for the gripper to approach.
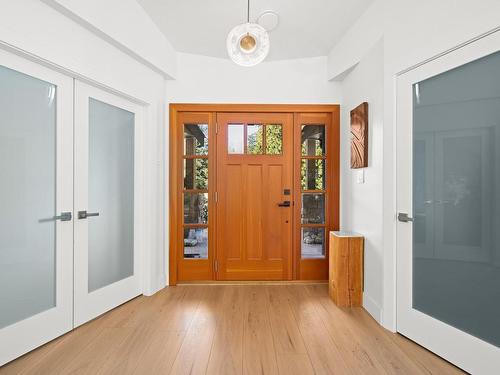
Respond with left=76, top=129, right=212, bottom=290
left=78, top=210, right=100, bottom=220
left=39, top=211, right=72, bottom=222
left=398, top=212, right=414, bottom=222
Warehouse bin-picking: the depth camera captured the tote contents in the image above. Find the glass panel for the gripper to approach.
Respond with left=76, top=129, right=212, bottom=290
left=184, top=192, right=208, bottom=224
left=301, top=125, right=325, bottom=156
left=184, top=124, right=208, bottom=155
left=301, top=193, right=325, bottom=224
left=228, top=124, right=244, bottom=154
left=412, top=50, right=500, bottom=348
left=247, top=124, right=263, bottom=154
left=88, top=98, right=134, bottom=293
left=301, top=227, right=325, bottom=259
left=266, top=124, right=282, bottom=154
left=184, top=158, right=208, bottom=190
left=301, top=159, right=325, bottom=190
left=184, top=227, right=208, bottom=259
left=0, top=65, right=56, bottom=328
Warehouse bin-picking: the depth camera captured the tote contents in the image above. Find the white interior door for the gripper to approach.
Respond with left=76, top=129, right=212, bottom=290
left=396, top=31, right=500, bottom=374
left=74, top=80, right=143, bottom=326
left=0, top=50, right=73, bottom=365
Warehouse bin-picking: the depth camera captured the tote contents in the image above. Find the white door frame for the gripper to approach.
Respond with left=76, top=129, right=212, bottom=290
left=396, top=30, right=500, bottom=374
left=73, top=80, right=145, bottom=327
left=0, top=48, right=74, bottom=366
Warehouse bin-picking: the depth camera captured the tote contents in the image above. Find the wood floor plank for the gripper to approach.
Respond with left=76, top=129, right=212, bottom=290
left=95, top=326, right=158, bottom=375
left=266, top=286, right=314, bottom=375
left=132, top=330, right=186, bottom=375
left=285, top=284, right=353, bottom=375
left=242, top=286, right=279, bottom=375
left=169, top=286, right=224, bottom=375
left=206, top=286, right=245, bottom=375
left=0, top=334, right=66, bottom=375
left=154, top=285, right=205, bottom=332
left=58, top=328, right=132, bottom=375
left=304, top=284, right=391, bottom=375
left=15, top=321, right=112, bottom=375
left=0, top=284, right=465, bottom=375
left=388, top=334, right=466, bottom=375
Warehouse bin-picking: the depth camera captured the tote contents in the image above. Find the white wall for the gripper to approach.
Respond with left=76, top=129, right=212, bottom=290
left=327, top=1, right=383, bottom=81
left=0, top=0, right=171, bottom=295
left=340, top=39, right=384, bottom=322
left=167, top=53, right=342, bottom=104
left=328, top=0, right=500, bottom=330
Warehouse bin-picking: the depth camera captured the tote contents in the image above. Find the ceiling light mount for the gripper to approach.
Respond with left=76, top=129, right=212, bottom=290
left=227, top=0, right=270, bottom=67
left=256, top=11, right=279, bottom=32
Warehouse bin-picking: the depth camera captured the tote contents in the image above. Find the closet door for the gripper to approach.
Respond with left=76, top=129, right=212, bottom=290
left=0, top=50, right=73, bottom=365
left=74, top=81, right=143, bottom=326
left=396, top=32, right=500, bottom=374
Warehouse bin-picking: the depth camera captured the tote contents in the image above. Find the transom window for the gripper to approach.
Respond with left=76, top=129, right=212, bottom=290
left=228, top=123, right=282, bottom=154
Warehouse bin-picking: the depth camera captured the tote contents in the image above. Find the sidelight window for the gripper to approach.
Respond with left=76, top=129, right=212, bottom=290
left=183, top=123, right=209, bottom=259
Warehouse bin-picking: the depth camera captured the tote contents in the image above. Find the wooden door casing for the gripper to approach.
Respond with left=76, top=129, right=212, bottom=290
left=169, top=104, right=339, bottom=285
left=216, top=113, right=293, bottom=280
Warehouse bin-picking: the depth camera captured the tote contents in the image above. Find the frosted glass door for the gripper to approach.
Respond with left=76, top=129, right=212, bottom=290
left=74, top=81, right=142, bottom=326
left=87, top=98, right=135, bottom=292
left=0, top=50, right=73, bottom=366
left=397, top=32, right=500, bottom=374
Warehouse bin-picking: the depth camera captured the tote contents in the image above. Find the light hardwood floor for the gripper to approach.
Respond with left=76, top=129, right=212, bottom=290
left=0, top=284, right=464, bottom=375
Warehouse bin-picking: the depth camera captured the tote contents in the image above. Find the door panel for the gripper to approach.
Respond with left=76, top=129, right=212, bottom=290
left=74, top=80, right=142, bottom=327
left=396, top=31, right=500, bottom=374
left=0, top=50, right=73, bottom=366
left=217, top=113, right=293, bottom=280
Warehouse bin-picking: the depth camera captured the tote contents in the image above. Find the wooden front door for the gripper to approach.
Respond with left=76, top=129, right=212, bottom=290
left=216, top=113, right=293, bottom=280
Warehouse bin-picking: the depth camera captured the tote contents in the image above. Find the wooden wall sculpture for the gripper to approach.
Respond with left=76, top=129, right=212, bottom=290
left=350, top=102, right=368, bottom=169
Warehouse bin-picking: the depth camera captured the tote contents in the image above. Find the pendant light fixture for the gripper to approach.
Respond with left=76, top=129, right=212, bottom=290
left=226, top=0, right=270, bottom=67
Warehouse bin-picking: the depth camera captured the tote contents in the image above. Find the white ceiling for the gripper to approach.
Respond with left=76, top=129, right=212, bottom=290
left=137, top=0, right=374, bottom=61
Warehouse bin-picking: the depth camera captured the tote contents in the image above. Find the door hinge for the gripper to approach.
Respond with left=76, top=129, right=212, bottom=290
left=215, top=191, right=218, bottom=202
left=214, top=260, right=218, bottom=272
left=215, top=122, right=218, bottom=134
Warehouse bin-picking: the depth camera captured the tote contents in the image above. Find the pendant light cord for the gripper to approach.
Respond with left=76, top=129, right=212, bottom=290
left=247, top=0, right=250, bottom=23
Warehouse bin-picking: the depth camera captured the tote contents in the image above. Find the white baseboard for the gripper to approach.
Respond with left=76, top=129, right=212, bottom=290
left=143, top=273, right=167, bottom=296
left=363, top=292, right=382, bottom=323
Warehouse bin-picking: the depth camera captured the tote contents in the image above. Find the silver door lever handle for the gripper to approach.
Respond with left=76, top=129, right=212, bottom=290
left=78, top=210, right=100, bottom=219
left=39, top=212, right=72, bottom=222
left=398, top=212, right=414, bottom=222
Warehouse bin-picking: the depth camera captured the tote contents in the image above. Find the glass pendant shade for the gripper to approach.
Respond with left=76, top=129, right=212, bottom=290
left=226, top=22, right=270, bottom=67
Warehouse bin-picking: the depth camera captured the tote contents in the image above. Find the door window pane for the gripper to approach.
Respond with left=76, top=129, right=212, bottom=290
left=247, top=124, right=263, bottom=154
left=266, top=124, right=282, bottom=154
left=184, top=192, right=208, bottom=224
left=184, top=124, right=208, bottom=155
left=88, top=98, right=134, bottom=293
left=301, top=159, right=325, bottom=190
left=184, top=227, right=208, bottom=259
left=302, top=125, right=325, bottom=156
left=301, top=193, right=325, bottom=224
left=412, top=49, right=500, bottom=347
left=0, top=65, right=56, bottom=328
left=228, top=124, right=244, bottom=154
left=301, top=228, right=325, bottom=258
left=184, top=158, right=208, bottom=190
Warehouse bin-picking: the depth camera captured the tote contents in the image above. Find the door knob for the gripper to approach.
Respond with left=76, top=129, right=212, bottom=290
left=78, top=210, right=100, bottom=219
left=398, top=212, right=414, bottom=222
left=278, top=201, right=291, bottom=207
